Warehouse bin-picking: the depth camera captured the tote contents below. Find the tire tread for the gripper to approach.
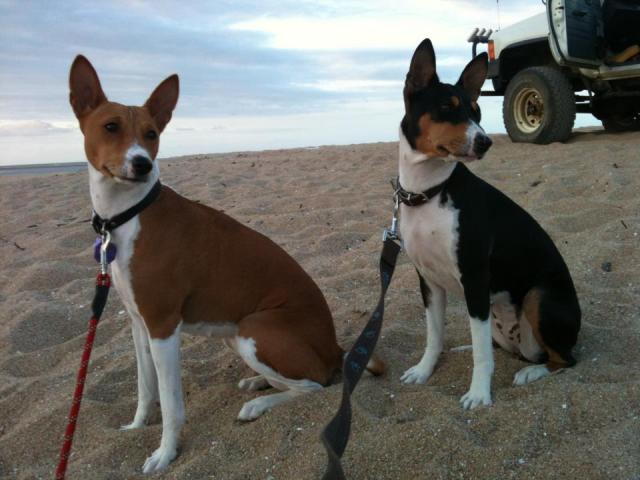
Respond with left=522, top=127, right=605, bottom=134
left=503, top=66, right=576, bottom=144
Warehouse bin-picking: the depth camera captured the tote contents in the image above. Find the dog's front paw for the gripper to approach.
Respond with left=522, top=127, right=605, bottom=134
left=513, top=364, right=550, bottom=386
left=120, top=419, right=146, bottom=431
left=460, top=386, right=492, bottom=410
left=238, top=397, right=270, bottom=421
left=142, top=446, right=177, bottom=474
left=400, top=364, right=434, bottom=384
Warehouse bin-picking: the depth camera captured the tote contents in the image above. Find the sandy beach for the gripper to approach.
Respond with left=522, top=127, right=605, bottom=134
left=0, top=130, right=639, bottom=479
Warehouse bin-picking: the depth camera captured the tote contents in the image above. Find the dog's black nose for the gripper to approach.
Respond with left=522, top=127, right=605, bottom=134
left=131, top=155, right=152, bottom=176
left=473, top=134, right=493, bottom=157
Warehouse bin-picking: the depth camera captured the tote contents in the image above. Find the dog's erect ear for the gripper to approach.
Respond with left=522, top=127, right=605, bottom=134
left=456, top=53, right=488, bottom=102
left=69, top=55, right=107, bottom=119
left=404, top=38, right=438, bottom=108
left=144, top=74, right=179, bottom=133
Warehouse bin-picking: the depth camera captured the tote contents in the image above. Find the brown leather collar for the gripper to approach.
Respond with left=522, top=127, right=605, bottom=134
left=394, top=176, right=448, bottom=206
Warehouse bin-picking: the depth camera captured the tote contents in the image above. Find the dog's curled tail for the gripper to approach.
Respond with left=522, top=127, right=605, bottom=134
left=365, top=355, right=385, bottom=376
left=338, top=348, right=385, bottom=376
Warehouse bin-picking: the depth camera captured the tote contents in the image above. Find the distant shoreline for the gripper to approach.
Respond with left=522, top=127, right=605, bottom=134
left=0, top=162, right=87, bottom=176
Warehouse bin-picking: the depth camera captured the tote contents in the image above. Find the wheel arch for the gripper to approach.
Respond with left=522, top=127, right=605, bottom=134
left=491, top=38, right=557, bottom=93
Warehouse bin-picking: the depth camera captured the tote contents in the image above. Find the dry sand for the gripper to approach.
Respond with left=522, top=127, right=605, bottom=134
left=0, top=130, right=639, bottom=479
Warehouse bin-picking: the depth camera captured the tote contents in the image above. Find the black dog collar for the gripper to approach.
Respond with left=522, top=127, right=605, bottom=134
left=92, top=181, right=162, bottom=234
left=394, top=177, right=448, bottom=206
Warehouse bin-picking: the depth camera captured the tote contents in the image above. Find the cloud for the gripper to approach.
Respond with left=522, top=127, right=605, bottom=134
left=229, top=1, right=542, bottom=51
left=295, top=79, right=402, bottom=93
left=0, top=0, right=543, bottom=122
left=0, top=120, right=74, bottom=137
left=1, top=0, right=595, bottom=167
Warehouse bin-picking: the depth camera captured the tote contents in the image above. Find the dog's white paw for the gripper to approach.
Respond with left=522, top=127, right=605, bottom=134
left=142, top=446, right=177, bottom=474
left=400, top=364, right=434, bottom=384
left=513, top=364, right=550, bottom=386
left=120, top=419, right=146, bottom=431
left=460, top=385, right=492, bottom=410
left=238, top=397, right=270, bottom=421
left=238, top=375, right=270, bottom=391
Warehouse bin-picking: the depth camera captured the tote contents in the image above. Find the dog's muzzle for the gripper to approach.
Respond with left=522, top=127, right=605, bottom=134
left=473, top=133, right=493, bottom=158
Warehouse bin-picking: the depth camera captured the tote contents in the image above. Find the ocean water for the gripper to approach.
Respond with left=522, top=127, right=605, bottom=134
left=0, top=163, right=87, bottom=176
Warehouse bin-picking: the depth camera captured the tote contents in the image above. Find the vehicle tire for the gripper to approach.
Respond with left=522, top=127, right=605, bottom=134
left=503, top=66, right=576, bottom=144
left=601, top=113, right=640, bottom=132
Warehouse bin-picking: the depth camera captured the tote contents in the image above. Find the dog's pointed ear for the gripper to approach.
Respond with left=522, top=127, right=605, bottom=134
left=69, top=55, right=107, bottom=119
left=456, top=53, right=488, bottom=102
left=404, top=38, right=438, bottom=108
left=144, top=74, right=179, bottom=133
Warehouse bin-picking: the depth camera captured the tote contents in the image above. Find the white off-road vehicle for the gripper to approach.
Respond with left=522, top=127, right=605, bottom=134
left=473, top=0, right=640, bottom=143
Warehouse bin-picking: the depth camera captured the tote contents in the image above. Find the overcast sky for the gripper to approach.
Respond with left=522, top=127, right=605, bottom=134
left=0, top=0, right=598, bottom=166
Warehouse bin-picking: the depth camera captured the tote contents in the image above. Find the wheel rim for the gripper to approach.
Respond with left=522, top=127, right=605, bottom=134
left=513, top=87, right=544, bottom=133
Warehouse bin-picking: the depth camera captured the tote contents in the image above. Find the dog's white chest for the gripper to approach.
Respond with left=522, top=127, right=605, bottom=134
left=399, top=197, right=463, bottom=295
left=109, top=219, right=146, bottom=326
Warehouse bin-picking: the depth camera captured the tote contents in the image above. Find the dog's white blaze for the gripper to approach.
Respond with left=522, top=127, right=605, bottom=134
left=460, top=316, right=494, bottom=410
left=231, top=336, right=322, bottom=421
left=401, top=281, right=446, bottom=384
left=125, top=142, right=151, bottom=161
left=144, top=324, right=184, bottom=474
left=181, top=322, right=238, bottom=337
left=465, top=120, right=485, bottom=157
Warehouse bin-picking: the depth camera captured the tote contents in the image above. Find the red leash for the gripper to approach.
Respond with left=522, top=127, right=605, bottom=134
left=55, top=271, right=111, bottom=479
left=56, top=185, right=159, bottom=478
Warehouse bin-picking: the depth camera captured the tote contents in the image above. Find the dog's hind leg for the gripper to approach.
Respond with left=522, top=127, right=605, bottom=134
left=401, top=273, right=446, bottom=384
left=238, top=375, right=271, bottom=391
left=513, top=288, right=580, bottom=386
left=121, top=318, right=158, bottom=430
left=237, top=383, right=320, bottom=421
left=233, top=311, right=334, bottom=421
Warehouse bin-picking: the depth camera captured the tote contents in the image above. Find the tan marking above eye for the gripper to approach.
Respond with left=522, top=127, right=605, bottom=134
left=471, top=101, right=478, bottom=110
left=451, top=96, right=460, bottom=107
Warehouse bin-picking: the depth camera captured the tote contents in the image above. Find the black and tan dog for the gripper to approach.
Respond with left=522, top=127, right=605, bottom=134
left=396, top=39, right=581, bottom=409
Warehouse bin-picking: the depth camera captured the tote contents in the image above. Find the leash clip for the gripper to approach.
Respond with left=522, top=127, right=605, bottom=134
left=99, top=231, right=111, bottom=274
left=382, top=186, right=401, bottom=243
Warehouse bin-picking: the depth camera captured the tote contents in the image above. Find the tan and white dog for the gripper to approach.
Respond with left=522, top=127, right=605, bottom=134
left=69, top=56, right=382, bottom=474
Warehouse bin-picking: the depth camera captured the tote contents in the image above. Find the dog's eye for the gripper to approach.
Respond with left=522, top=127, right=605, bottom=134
left=440, top=104, right=451, bottom=112
left=104, top=122, right=119, bottom=133
left=145, top=130, right=158, bottom=140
